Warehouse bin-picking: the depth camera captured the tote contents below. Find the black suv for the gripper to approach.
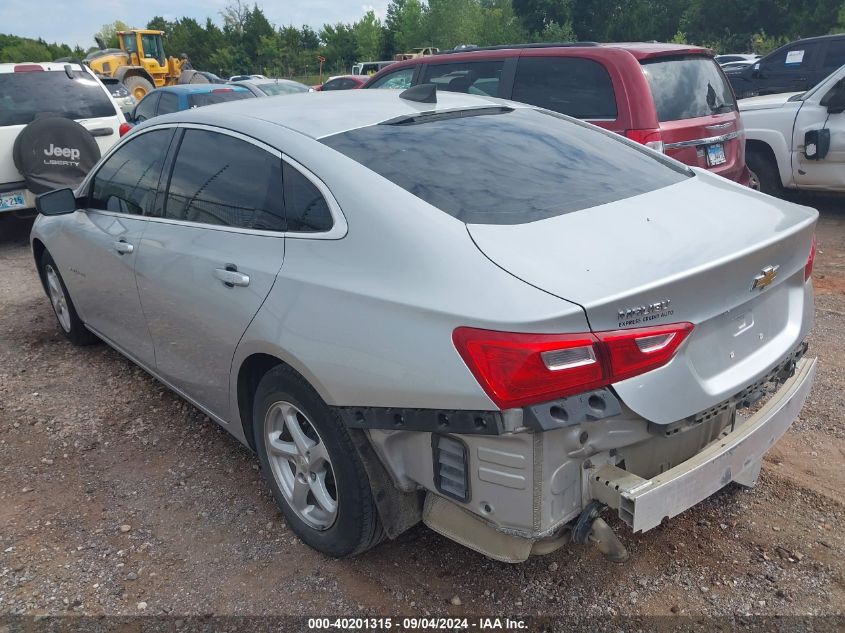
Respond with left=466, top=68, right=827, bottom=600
left=726, top=33, right=845, bottom=99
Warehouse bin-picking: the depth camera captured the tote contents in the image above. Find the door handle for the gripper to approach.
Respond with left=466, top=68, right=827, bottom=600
left=113, top=240, right=134, bottom=255
left=214, top=265, right=250, bottom=288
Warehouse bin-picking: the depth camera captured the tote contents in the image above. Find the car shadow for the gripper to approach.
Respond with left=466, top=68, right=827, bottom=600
left=0, top=214, right=35, bottom=247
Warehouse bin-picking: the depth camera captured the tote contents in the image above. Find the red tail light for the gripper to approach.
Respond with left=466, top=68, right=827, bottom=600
left=625, top=128, right=665, bottom=153
left=212, top=88, right=233, bottom=93
left=805, top=234, right=817, bottom=282
left=453, top=323, right=694, bottom=409
left=14, top=64, right=44, bottom=72
left=118, top=122, right=133, bottom=137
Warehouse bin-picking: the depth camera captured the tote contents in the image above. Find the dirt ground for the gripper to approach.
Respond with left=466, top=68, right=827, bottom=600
left=0, top=195, right=843, bottom=623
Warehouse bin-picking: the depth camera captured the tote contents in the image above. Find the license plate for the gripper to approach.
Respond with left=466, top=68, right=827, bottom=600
left=706, top=143, right=727, bottom=166
left=0, top=190, right=27, bottom=212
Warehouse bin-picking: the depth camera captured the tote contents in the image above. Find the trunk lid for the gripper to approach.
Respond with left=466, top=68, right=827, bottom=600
left=467, top=172, right=817, bottom=423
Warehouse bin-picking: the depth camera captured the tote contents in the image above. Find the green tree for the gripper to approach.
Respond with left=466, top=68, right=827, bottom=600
left=94, top=20, right=130, bottom=49
left=354, top=10, right=382, bottom=61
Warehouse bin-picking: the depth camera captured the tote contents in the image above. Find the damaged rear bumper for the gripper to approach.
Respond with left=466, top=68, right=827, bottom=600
left=589, top=356, right=817, bottom=533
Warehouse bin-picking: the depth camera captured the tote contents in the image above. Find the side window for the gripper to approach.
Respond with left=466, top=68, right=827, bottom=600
left=764, top=43, right=819, bottom=71
left=512, top=57, right=618, bottom=120
left=133, top=92, right=159, bottom=122
left=822, top=39, right=845, bottom=71
left=322, top=79, right=342, bottom=91
left=368, top=67, right=415, bottom=90
left=164, top=130, right=285, bottom=231
left=157, top=92, right=179, bottom=115
left=283, top=162, right=333, bottom=232
left=422, top=61, right=504, bottom=97
left=89, top=129, right=172, bottom=215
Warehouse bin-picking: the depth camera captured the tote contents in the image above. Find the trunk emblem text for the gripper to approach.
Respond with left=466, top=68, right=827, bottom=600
left=751, top=265, right=779, bottom=291
left=617, top=299, right=673, bottom=327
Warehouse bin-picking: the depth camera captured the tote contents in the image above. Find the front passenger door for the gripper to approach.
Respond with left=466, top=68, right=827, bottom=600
left=49, top=128, right=174, bottom=367
left=135, top=128, right=288, bottom=421
left=792, top=77, right=845, bottom=190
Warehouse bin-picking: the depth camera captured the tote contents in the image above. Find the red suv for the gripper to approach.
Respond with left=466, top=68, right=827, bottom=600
left=365, top=42, right=751, bottom=185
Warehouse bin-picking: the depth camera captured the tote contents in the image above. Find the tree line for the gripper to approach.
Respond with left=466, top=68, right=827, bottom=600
left=2, top=0, right=844, bottom=79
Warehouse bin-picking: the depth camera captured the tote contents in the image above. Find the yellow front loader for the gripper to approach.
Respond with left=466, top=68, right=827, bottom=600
left=85, top=29, right=204, bottom=100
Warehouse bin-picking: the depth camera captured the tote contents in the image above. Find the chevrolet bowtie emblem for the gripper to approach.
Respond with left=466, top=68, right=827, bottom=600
left=752, top=265, right=779, bottom=291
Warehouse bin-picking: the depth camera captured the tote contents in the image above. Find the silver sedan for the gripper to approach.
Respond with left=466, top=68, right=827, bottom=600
left=30, top=89, right=818, bottom=562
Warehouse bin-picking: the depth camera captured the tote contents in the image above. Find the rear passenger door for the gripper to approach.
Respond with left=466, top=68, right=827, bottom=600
left=511, top=56, right=620, bottom=130
left=134, top=127, right=288, bottom=421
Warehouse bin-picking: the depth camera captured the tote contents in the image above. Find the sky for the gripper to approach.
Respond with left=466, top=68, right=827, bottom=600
left=1, top=0, right=390, bottom=49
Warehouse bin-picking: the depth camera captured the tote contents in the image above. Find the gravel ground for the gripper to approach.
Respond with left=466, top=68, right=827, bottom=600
left=0, top=196, right=843, bottom=622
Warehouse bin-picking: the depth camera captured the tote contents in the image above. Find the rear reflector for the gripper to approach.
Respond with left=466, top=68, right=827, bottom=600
left=14, top=64, right=44, bottom=73
left=805, top=234, right=817, bottom=282
left=625, top=128, right=665, bottom=153
left=453, top=323, right=694, bottom=409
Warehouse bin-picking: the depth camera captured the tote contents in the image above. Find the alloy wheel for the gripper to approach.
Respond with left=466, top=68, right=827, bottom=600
left=264, top=400, right=338, bottom=530
left=45, top=265, right=71, bottom=332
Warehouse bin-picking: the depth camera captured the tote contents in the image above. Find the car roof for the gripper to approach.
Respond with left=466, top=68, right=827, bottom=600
left=0, top=61, right=87, bottom=74
left=150, top=89, right=529, bottom=140
left=159, top=84, right=252, bottom=94
left=237, top=78, right=308, bottom=87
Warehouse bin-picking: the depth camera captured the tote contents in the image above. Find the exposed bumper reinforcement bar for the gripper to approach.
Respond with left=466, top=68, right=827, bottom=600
left=590, top=356, right=817, bottom=533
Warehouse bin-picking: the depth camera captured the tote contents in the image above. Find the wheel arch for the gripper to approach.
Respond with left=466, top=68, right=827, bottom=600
left=115, top=66, right=156, bottom=86
left=32, top=238, right=48, bottom=293
left=745, top=133, right=791, bottom=188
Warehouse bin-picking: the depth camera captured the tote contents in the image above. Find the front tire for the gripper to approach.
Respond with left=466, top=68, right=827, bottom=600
left=253, top=365, right=383, bottom=557
left=39, top=251, right=98, bottom=346
left=123, top=76, right=154, bottom=101
left=746, top=148, right=784, bottom=197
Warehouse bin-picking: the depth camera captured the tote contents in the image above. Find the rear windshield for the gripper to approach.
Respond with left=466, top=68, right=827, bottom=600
left=322, top=107, right=690, bottom=225
left=188, top=90, right=254, bottom=108
left=0, top=70, right=117, bottom=126
left=641, top=56, right=737, bottom=121
left=258, top=82, right=309, bottom=96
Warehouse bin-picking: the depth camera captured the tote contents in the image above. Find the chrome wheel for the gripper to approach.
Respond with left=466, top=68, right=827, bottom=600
left=264, top=401, right=338, bottom=530
left=45, top=265, right=71, bottom=332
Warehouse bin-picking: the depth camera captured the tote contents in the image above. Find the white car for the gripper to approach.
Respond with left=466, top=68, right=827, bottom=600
left=0, top=62, right=124, bottom=216
left=740, top=64, right=845, bottom=194
left=715, top=53, right=760, bottom=66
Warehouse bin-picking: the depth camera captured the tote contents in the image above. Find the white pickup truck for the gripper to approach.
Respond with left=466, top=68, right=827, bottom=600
left=740, top=64, right=845, bottom=195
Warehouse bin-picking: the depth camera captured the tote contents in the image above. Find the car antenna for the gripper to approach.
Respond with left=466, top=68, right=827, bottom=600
left=400, top=83, right=437, bottom=104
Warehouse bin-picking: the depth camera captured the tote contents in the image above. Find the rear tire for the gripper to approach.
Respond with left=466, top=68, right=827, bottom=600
left=39, top=251, right=98, bottom=346
left=746, top=148, right=784, bottom=197
left=123, top=76, right=154, bottom=101
left=253, top=364, right=383, bottom=557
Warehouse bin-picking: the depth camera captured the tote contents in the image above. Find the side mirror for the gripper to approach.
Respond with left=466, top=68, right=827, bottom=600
left=804, top=129, right=831, bottom=160
left=36, top=188, right=78, bottom=216
left=821, top=87, right=845, bottom=114
left=752, top=62, right=761, bottom=77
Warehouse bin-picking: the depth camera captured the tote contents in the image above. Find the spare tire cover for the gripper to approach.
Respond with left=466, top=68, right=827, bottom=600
left=12, top=116, right=101, bottom=194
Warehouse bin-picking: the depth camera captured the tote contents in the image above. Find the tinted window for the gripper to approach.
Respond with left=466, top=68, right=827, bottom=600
left=422, top=61, right=504, bottom=97
left=259, top=81, right=309, bottom=96
left=157, top=92, right=179, bottom=115
left=164, top=130, right=285, bottom=231
left=323, top=78, right=356, bottom=91
left=368, top=67, right=414, bottom=89
left=512, top=57, right=617, bottom=119
left=322, top=108, right=688, bottom=225
left=762, top=42, right=820, bottom=71
left=134, top=92, right=159, bottom=122
left=0, top=70, right=117, bottom=127
left=642, top=57, right=736, bottom=121
left=89, top=129, right=172, bottom=215
left=822, top=39, right=845, bottom=70
left=187, top=90, right=254, bottom=108
left=283, top=163, right=332, bottom=232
